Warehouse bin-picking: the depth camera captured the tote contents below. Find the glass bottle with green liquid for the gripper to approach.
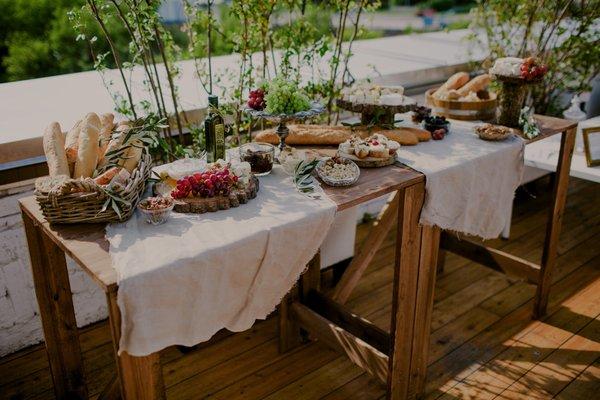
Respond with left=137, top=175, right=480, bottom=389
left=205, top=95, right=225, bottom=163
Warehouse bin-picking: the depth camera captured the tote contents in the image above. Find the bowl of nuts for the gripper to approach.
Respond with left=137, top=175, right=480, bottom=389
left=316, top=156, right=360, bottom=187
left=138, top=197, right=174, bottom=225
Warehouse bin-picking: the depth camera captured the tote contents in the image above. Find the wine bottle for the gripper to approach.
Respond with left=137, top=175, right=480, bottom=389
left=204, top=95, right=225, bottom=163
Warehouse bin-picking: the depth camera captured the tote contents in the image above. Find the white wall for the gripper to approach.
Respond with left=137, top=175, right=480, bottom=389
left=0, top=184, right=107, bottom=357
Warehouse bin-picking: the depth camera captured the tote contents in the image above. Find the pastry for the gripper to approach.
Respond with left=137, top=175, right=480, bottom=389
left=433, top=72, right=470, bottom=98
left=379, top=129, right=419, bottom=146
left=73, top=113, right=101, bottom=178
left=43, top=122, right=70, bottom=177
left=64, top=119, right=82, bottom=164
left=455, top=74, right=491, bottom=97
left=387, top=140, right=400, bottom=155
left=97, top=113, right=115, bottom=160
left=355, top=143, right=370, bottom=159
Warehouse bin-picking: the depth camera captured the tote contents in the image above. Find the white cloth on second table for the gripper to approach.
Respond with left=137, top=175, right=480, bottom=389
left=395, top=120, right=525, bottom=239
left=106, top=165, right=336, bottom=356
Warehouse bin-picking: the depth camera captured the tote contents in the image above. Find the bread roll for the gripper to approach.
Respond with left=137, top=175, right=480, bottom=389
left=97, top=113, right=115, bottom=160
left=456, top=74, right=491, bottom=97
left=433, top=72, right=470, bottom=98
left=121, top=140, right=143, bottom=173
left=73, top=113, right=101, bottom=178
left=43, top=122, right=70, bottom=177
left=65, top=120, right=82, bottom=164
left=378, top=129, right=419, bottom=146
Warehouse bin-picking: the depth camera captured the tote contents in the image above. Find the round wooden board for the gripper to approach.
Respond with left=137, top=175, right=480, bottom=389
left=172, top=175, right=259, bottom=214
left=338, top=152, right=395, bottom=168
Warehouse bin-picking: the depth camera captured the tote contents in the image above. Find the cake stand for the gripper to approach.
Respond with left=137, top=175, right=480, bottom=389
left=492, top=74, right=543, bottom=128
left=244, top=102, right=325, bottom=150
left=336, top=97, right=418, bottom=127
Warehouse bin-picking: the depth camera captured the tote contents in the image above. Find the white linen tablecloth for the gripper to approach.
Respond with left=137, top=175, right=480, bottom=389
left=106, top=165, right=336, bottom=356
left=396, top=120, right=525, bottom=239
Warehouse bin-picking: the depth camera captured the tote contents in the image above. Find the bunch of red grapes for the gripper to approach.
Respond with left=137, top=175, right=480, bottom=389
left=520, top=57, right=548, bottom=81
left=171, top=167, right=238, bottom=199
left=247, top=88, right=266, bottom=111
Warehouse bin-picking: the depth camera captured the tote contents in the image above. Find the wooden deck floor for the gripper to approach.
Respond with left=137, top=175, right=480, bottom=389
left=1, top=177, right=599, bottom=400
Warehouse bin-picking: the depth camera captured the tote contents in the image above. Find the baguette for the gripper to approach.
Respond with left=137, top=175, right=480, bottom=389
left=97, top=113, right=115, bottom=160
left=74, top=113, right=101, bottom=178
left=43, top=122, right=70, bottom=177
left=433, top=72, right=470, bottom=98
left=121, top=140, right=143, bottom=173
left=94, top=166, right=121, bottom=185
left=98, top=123, right=129, bottom=167
left=377, top=129, right=419, bottom=146
left=455, top=74, right=491, bottom=97
left=64, top=119, right=82, bottom=164
left=255, top=124, right=360, bottom=145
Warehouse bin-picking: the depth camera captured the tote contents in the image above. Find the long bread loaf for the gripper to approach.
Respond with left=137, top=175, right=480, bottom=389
left=433, top=72, right=470, bottom=98
left=73, top=113, right=101, bottom=178
left=43, top=122, right=70, bottom=177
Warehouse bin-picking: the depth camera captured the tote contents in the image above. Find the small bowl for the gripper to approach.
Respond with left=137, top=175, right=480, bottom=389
left=316, top=157, right=360, bottom=187
left=138, top=197, right=174, bottom=225
left=423, top=116, right=450, bottom=134
left=239, top=142, right=275, bottom=176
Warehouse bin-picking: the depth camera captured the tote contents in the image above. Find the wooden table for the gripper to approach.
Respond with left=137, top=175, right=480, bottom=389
left=19, top=114, right=575, bottom=400
left=20, top=163, right=434, bottom=399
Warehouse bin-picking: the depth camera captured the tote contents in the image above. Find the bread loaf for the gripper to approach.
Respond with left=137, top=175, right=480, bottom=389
left=433, top=72, right=470, bottom=98
left=456, top=74, right=491, bottom=97
left=73, top=113, right=101, bottom=178
left=255, top=124, right=359, bottom=145
left=121, top=140, right=143, bottom=173
left=94, top=166, right=121, bottom=185
left=43, top=122, right=70, bottom=177
left=65, top=119, right=82, bottom=164
left=97, top=113, right=115, bottom=160
left=378, top=129, right=419, bottom=146
left=98, top=123, right=128, bottom=167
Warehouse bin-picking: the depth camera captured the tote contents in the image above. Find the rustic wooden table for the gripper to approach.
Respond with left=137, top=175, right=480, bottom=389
left=18, top=114, right=576, bottom=400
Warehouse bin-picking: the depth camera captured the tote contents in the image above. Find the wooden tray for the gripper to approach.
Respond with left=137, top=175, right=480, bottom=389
left=338, top=152, right=395, bottom=168
left=425, top=88, right=497, bottom=121
left=172, top=175, right=259, bottom=213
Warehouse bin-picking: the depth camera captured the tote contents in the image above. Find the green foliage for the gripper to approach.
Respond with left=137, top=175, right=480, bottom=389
left=471, top=0, right=600, bottom=116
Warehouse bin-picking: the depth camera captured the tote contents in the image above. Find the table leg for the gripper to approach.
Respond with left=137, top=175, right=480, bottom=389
left=22, top=211, right=88, bottom=399
left=533, top=127, right=576, bottom=319
left=279, top=251, right=321, bottom=353
left=388, top=184, right=425, bottom=400
left=106, top=291, right=165, bottom=400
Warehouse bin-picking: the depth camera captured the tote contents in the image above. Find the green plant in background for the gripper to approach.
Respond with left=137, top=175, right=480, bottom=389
left=470, top=0, right=600, bottom=116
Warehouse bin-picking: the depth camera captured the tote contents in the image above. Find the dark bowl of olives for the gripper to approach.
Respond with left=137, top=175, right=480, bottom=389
left=423, top=115, right=450, bottom=134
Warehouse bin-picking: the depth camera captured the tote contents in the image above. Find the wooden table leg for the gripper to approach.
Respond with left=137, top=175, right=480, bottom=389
left=22, top=211, right=88, bottom=399
left=388, top=184, right=425, bottom=400
left=279, top=251, right=321, bottom=353
left=106, top=291, right=165, bottom=400
left=533, top=127, right=576, bottom=319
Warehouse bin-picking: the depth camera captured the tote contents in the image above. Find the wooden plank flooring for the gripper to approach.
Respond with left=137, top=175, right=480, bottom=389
left=1, top=177, right=598, bottom=400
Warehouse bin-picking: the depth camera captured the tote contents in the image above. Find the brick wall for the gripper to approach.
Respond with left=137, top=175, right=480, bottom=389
left=0, top=184, right=107, bottom=356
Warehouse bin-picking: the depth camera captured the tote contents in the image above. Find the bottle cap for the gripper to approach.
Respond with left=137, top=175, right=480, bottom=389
left=208, top=95, right=218, bottom=107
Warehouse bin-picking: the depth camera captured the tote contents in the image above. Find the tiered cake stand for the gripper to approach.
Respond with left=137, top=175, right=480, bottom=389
left=336, top=97, right=418, bottom=127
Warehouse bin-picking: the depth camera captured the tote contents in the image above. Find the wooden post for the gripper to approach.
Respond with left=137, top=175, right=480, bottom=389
left=533, top=127, right=576, bottom=318
left=388, top=184, right=425, bottom=400
left=279, top=251, right=321, bottom=352
left=106, top=291, right=165, bottom=400
left=408, top=226, right=440, bottom=398
left=21, top=211, right=88, bottom=399
left=332, top=191, right=399, bottom=304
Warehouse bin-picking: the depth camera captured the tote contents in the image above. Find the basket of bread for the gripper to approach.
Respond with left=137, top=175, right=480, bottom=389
left=35, top=112, right=156, bottom=224
left=426, top=72, right=497, bottom=121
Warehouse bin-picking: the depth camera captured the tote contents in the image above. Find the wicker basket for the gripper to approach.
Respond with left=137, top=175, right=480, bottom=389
left=35, top=152, right=153, bottom=224
left=425, top=88, right=497, bottom=121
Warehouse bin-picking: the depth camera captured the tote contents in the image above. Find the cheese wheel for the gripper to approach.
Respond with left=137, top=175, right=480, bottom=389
left=43, top=122, right=70, bottom=177
left=64, top=119, right=82, bottom=164
left=97, top=113, right=115, bottom=161
left=73, top=113, right=101, bottom=178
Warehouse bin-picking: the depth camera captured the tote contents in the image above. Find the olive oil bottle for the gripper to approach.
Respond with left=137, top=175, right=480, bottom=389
left=204, top=95, right=225, bottom=162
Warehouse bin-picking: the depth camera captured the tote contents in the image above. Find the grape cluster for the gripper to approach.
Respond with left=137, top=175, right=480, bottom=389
left=520, top=57, right=548, bottom=81
left=247, top=88, right=266, bottom=110
left=264, top=77, right=311, bottom=115
left=171, top=167, right=238, bottom=199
